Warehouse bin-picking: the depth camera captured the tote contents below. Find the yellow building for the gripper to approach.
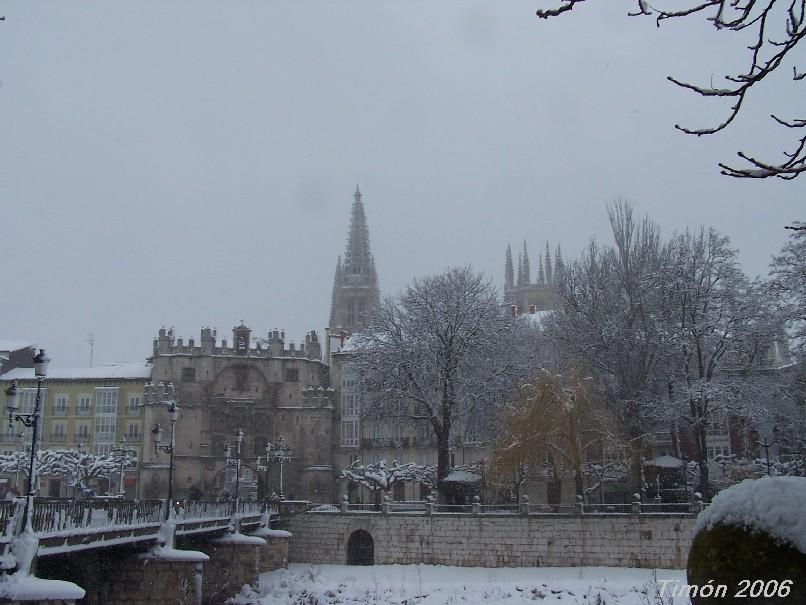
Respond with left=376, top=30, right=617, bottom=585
left=0, top=362, right=150, bottom=497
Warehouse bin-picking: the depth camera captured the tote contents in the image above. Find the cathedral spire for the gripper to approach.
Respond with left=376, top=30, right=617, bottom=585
left=516, top=253, right=524, bottom=287
left=554, top=244, right=564, bottom=280
left=329, top=187, right=380, bottom=334
left=521, top=241, right=531, bottom=285
left=504, top=245, right=514, bottom=291
left=343, top=185, right=374, bottom=279
left=537, top=253, right=545, bottom=285
left=544, top=242, right=553, bottom=286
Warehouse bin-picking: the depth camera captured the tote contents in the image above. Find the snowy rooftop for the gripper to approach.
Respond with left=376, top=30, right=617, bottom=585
left=0, top=340, right=35, bottom=353
left=643, top=455, right=683, bottom=468
left=0, top=361, right=152, bottom=381
left=443, top=470, right=481, bottom=483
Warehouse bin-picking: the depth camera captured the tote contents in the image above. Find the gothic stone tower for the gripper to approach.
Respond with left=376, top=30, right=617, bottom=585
left=504, top=240, right=563, bottom=314
left=329, top=186, right=380, bottom=335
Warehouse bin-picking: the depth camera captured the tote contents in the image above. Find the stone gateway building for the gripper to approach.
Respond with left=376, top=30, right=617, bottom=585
left=140, top=324, right=336, bottom=502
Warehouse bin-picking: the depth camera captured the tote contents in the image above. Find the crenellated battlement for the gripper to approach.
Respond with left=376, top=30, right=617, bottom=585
left=152, top=324, right=323, bottom=361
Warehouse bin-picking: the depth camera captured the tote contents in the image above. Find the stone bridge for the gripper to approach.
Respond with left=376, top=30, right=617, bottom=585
left=0, top=499, right=289, bottom=605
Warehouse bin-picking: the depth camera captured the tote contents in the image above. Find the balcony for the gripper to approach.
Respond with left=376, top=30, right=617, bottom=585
left=361, top=437, right=411, bottom=449
left=76, top=407, right=92, bottom=417
left=647, top=431, right=672, bottom=444
left=49, top=434, right=67, bottom=443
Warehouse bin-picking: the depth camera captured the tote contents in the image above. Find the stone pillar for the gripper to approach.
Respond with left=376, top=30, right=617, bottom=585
left=520, top=495, right=529, bottom=516
left=93, top=555, right=205, bottom=605
left=632, top=493, right=642, bottom=515
left=196, top=534, right=267, bottom=605
left=249, top=528, right=291, bottom=572
left=35, top=547, right=207, bottom=605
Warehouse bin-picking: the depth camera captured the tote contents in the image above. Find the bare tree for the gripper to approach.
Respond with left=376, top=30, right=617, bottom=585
left=770, top=222, right=806, bottom=356
left=535, top=1, right=806, bottom=179
left=663, top=227, right=778, bottom=497
left=544, top=201, right=673, bottom=493
left=352, top=267, right=533, bottom=501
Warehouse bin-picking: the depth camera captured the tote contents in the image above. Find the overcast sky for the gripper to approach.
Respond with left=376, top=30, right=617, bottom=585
left=1, top=1, right=802, bottom=368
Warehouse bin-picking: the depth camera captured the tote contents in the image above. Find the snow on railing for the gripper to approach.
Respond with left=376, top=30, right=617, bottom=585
left=479, top=504, right=519, bottom=515
left=302, top=500, right=700, bottom=516
left=388, top=501, right=427, bottom=513
left=527, top=503, right=577, bottom=515
left=176, top=500, right=232, bottom=521
left=32, top=499, right=165, bottom=534
left=346, top=503, right=378, bottom=512
left=639, top=502, right=693, bottom=514
left=582, top=503, right=633, bottom=514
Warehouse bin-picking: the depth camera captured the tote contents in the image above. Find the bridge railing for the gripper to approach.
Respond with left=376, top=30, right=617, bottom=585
left=302, top=500, right=702, bottom=516
left=32, top=499, right=165, bottom=534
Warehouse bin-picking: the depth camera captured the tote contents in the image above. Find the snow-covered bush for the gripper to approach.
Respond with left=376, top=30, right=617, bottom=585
left=687, top=476, right=806, bottom=604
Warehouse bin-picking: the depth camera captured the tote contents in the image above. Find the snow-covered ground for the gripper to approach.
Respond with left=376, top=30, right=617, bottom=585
left=231, top=564, right=689, bottom=604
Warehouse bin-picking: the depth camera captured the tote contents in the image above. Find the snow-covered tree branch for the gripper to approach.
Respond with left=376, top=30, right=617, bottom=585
left=0, top=449, right=136, bottom=492
left=352, top=266, right=536, bottom=501
left=535, top=1, right=806, bottom=179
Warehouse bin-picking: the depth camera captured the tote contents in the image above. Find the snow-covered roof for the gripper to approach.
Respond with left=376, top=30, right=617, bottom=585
left=516, top=310, right=554, bottom=327
left=442, top=470, right=481, bottom=483
left=0, top=340, right=35, bottom=353
left=643, top=455, right=684, bottom=468
left=695, top=476, right=806, bottom=554
left=0, top=361, right=151, bottom=381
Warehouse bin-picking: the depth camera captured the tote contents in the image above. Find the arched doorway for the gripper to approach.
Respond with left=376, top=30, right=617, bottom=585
left=347, top=530, right=374, bottom=565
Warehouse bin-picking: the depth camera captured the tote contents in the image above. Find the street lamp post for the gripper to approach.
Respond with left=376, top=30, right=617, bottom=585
left=4, top=349, right=50, bottom=533
left=14, top=431, right=24, bottom=492
left=756, top=429, right=780, bottom=476
left=225, top=429, right=244, bottom=515
left=144, top=382, right=178, bottom=520
left=267, top=437, right=292, bottom=499
left=111, top=437, right=137, bottom=498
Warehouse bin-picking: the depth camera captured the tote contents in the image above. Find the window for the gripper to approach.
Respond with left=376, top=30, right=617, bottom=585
left=181, top=367, right=196, bottom=382
left=285, top=368, right=299, bottom=382
left=371, top=418, right=382, bottom=440
left=76, top=424, right=90, bottom=441
left=127, top=396, right=141, bottom=416
left=462, top=420, right=480, bottom=444
left=126, top=424, right=140, bottom=440
left=94, top=415, right=116, bottom=442
left=93, top=443, right=111, bottom=457
left=20, top=389, right=44, bottom=414
left=77, top=395, right=92, bottom=416
left=342, top=391, right=359, bottom=418
left=95, top=388, right=119, bottom=414
left=51, top=423, right=66, bottom=442
left=341, top=419, right=359, bottom=447
left=53, top=395, right=68, bottom=416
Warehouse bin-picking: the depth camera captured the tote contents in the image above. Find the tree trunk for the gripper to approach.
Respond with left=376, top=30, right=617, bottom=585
left=436, top=429, right=450, bottom=503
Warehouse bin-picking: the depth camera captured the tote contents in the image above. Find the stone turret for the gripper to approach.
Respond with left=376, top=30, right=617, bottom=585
left=267, top=330, right=285, bottom=357
left=200, top=327, right=216, bottom=355
left=305, top=330, right=321, bottom=361
left=233, top=322, right=251, bottom=355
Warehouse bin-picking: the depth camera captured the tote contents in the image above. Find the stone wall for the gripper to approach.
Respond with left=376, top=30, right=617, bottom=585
left=281, top=513, right=696, bottom=569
